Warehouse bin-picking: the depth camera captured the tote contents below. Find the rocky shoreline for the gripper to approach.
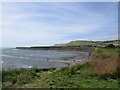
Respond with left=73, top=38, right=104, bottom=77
left=48, top=51, right=89, bottom=67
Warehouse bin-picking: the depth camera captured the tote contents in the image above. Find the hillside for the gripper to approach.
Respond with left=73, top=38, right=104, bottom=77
left=55, top=40, right=120, bottom=47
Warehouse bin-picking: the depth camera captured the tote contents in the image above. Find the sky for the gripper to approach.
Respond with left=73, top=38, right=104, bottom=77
left=1, top=0, right=119, bottom=2
left=1, top=2, right=118, bottom=47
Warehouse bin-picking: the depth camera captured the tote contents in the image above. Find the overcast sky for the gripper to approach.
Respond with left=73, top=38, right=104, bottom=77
left=2, top=2, right=118, bottom=47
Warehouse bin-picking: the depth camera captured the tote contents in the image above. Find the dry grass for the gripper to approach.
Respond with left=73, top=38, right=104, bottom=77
left=89, top=55, right=119, bottom=75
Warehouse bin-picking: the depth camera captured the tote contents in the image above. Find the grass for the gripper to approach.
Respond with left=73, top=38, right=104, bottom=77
left=2, top=47, right=119, bottom=88
left=92, top=48, right=118, bottom=59
left=45, top=62, right=118, bottom=88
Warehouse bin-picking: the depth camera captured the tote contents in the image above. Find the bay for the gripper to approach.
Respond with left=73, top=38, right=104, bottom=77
left=1, top=48, right=77, bottom=70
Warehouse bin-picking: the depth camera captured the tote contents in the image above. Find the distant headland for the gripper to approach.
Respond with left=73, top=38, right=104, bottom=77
left=16, top=40, right=120, bottom=50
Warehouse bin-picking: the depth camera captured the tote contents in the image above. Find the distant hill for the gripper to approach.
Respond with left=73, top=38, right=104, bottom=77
left=55, top=40, right=120, bottom=47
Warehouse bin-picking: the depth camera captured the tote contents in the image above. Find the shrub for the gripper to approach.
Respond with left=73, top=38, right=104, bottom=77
left=67, top=65, right=77, bottom=75
left=66, top=63, right=90, bottom=75
left=17, top=74, right=32, bottom=84
left=106, top=44, right=115, bottom=48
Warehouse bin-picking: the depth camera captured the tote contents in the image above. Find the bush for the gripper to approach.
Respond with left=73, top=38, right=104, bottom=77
left=66, top=63, right=90, bottom=75
left=67, top=65, right=77, bottom=75
left=106, top=44, right=115, bottom=48
left=17, top=74, right=32, bottom=84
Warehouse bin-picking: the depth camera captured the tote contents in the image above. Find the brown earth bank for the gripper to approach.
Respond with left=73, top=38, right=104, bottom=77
left=85, top=47, right=119, bottom=76
left=89, top=55, right=119, bottom=76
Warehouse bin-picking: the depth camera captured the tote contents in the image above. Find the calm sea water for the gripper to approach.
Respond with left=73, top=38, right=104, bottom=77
left=1, top=48, right=77, bottom=70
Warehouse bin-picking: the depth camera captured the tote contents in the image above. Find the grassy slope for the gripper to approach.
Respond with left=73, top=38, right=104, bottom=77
left=2, top=47, right=119, bottom=88
left=55, top=40, right=95, bottom=46
left=55, top=40, right=120, bottom=47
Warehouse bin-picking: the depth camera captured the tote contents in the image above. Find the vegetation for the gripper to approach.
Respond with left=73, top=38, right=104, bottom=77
left=47, top=63, right=118, bottom=88
left=2, top=68, right=42, bottom=88
left=91, top=47, right=118, bottom=59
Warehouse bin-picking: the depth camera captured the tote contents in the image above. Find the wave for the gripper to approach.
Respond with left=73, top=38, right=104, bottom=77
left=17, top=64, right=33, bottom=69
left=2, top=55, right=30, bottom=60
left=2, top=55, right=14, bottom=58
left=12, top=49, right=19, bottom=51
left=1, top=61, right=4, bottom=64
left=2, top=54, right=48, bottom=61
left=19, top=57, right=29, bottom=59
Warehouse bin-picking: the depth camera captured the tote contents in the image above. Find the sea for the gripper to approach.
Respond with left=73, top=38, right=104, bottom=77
left=1, top=48, right=78, bottom=70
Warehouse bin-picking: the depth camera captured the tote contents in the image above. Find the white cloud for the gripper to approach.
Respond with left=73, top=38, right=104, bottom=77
left=2, top=2, right=118, bottom=47
left=91, top=34, right=118, bottom=41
